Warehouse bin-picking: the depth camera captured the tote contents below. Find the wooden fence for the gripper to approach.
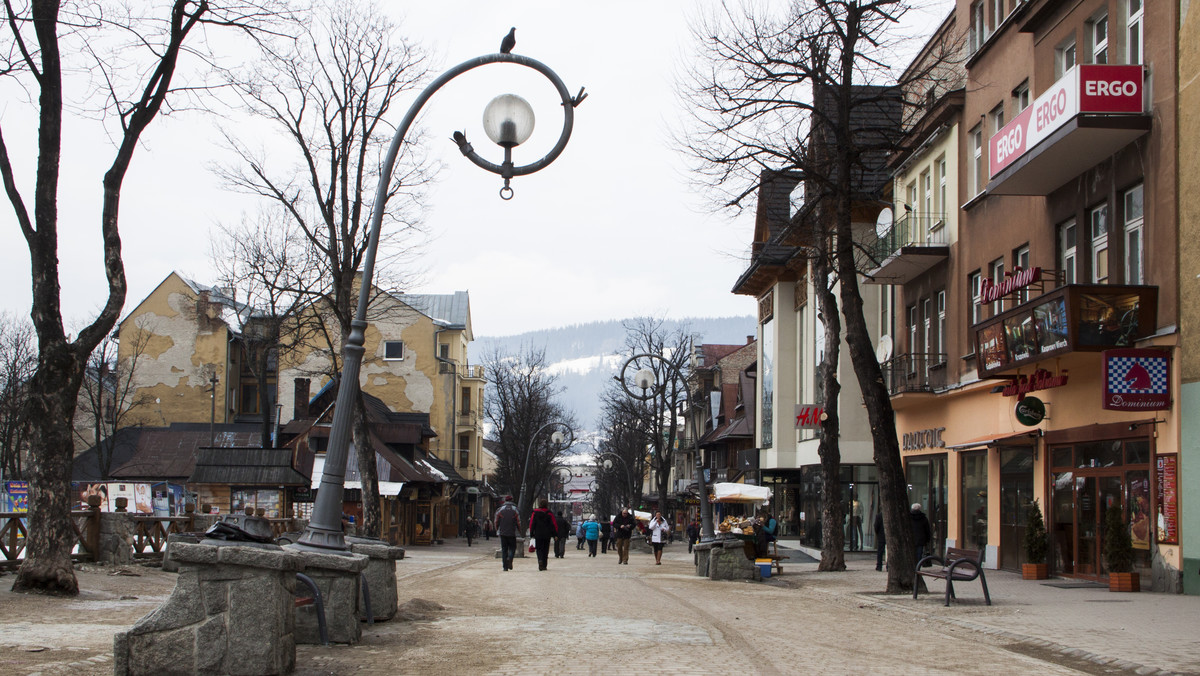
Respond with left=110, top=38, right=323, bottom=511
left=0, top=508, right=101, bottom=568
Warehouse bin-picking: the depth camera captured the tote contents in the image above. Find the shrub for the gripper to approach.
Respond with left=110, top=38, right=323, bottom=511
left=1104, top=504, right=1134, bottom=574
left=1023, top=499, right=1048, bottom=565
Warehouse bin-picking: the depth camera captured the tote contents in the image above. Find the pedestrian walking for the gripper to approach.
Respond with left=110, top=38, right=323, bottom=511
left=911, top=502, right=932, bottom=565
left=554, top=510, right=570, bottom=558
left=874, top=510, right=886, bottom=571
left=600, top=517, right=612, bottom=554
left=686, top=517, right=700, bottom=554
left=576, top=520, right=586, bottom=550
left=613, top=507, right=635, bottom=564
left=528, top=498, right=558, bottom=571
left=464, top=516, right=476, bottom=547
left=648, top=511, right=670, bottom=565
left=483, top=518, right=493, bottom=541
left=494, top=496, right=520, bottom=571
left=583, top=514, right=601, bottom=556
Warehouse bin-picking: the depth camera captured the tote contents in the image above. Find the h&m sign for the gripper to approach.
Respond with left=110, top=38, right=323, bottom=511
left=795, top=405, right=824, bottom=429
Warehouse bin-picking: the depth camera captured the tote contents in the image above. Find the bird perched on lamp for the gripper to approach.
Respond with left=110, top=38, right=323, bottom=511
left=500, top=28, right=516, bottom=54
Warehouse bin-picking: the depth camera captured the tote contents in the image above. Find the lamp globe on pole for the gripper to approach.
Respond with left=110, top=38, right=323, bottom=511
left=483, top=94, right=535, bottom=147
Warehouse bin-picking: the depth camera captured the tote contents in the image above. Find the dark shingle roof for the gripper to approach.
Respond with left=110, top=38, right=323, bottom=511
left=105, top=424, right=262, bottom=480
left=188, top=447, right=308, bottom=486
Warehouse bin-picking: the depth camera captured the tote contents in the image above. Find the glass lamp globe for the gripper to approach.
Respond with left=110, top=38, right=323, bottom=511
left=482, top=93, right=535, bottom=147
left=633, top=368, right=656, bottom=391
left=603, top=458, right=614, bottom=470
left=550, top=430, right=565, bottom=446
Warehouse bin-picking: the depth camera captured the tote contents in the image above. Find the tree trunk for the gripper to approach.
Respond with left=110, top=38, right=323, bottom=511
left=352, top=393, right=382, bottom=538
left=13, top=345, right=81, bottom=595
left=813, top=246, right=846, bottom=572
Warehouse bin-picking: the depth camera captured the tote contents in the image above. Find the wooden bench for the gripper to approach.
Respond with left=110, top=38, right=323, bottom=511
left=766, top=541, right=789, bottom=574
left=913, top=547, right=992, bottom=607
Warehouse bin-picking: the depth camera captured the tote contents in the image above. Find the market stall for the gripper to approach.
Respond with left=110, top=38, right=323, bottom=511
left=704, top=483, right=784, bottom=576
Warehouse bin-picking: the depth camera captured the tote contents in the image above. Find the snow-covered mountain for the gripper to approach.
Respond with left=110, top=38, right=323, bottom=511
left=474, top=316, right=756, bottom=431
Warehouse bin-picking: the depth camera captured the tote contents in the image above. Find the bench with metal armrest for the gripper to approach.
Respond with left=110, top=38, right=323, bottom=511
left=913, top=546, right=992, bottom=607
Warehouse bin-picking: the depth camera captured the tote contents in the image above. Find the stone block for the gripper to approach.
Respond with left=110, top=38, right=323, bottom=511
left=194, top=616, right=227, bottom=674
left=128, top=571, right=205, bottom=633
left=163, top=533, right=203, bottom=573
left=707, top=542, right=761, bottom=582
left=200, top=579, right=228, bottom=616
left=293, top=557, right=365, bottom=644
left=126, top=626, right=196, bottom=675
left=217, top=543, right=305, bottom=572
left=171, top=542, right=220, bottom=566
left=295, top=549, right=368, bottom=574
left=349, top=539, right=404, bottom=622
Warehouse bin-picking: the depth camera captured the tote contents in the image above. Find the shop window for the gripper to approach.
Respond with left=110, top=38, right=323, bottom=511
left=1013, top=80, right=1030, bottom=112
left=960, top=452, right=988, bottom=551
left=1052, top=447, right=1072, bottom=468
left=1075, top=441, right=1121, bottom=469
left=1126, top=0, right=1143, bottom=64
left=384, top=340, right=405, bottom=360
left=1059, top=220, right=1077, bottom=284
left=1056, top=37, right=1077, bottom=80
left=1090, top=204, right=1109, bottom=283
left=231, top=488, right=283, bottom=518
left=1090, top=14, right=1108, bottom=64
left=1123, top=184, right=1144, bottom=284
left=1124, top=439, right=1150, bottom=464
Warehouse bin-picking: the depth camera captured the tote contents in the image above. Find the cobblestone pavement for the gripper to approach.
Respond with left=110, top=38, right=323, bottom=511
left=1, top=540, right=1197, bottom=675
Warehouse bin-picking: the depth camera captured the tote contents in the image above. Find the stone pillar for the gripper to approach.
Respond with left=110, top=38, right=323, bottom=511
left=291, top=550, right=369, bottom=645
left=98, top=512, right=135, bottom=566
left=707, top=540, right=761, bottom=581
left=347, top=537, right=406, bottom=622
left=113, top=541, right=303, bottom=676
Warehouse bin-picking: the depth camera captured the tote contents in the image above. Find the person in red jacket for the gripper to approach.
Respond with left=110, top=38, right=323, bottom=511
left=528, top=498, right=559, bottom=571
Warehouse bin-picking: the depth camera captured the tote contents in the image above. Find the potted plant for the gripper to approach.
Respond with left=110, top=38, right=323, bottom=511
left=1021, top=499, right=1049, bottom=580
left=1104, top=504, right=1140, bottom=592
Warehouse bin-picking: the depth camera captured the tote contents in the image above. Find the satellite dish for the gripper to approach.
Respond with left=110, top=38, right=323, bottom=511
left=875, top=207, right=894, bottom=238
left=876, top=335, right=893, bottom=363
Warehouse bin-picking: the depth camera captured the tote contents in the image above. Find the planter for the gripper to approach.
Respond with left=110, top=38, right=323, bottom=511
left=1109, top=572, right=1140, bottom=592
left=1021, top=563, right=1048, bottom=580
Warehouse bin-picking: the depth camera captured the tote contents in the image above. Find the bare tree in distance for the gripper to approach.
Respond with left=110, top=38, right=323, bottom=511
left=74, top=329, right=156, bottom=478
left=217, top=0, right=438, bottom=537
left=482, top=344, right=577, bottom=522
left=0, top=314, right=35, bottom=480
left=679, top=0, right=963, bottom=592
left=0, top=0, right=291, bottom=595
left=594, top=397, right=651, bottom=510
left=211, top=211, right=325, bottom=446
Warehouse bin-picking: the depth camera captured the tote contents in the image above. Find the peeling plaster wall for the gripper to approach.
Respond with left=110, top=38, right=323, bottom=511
left=119, top=274, right=230, bottom=427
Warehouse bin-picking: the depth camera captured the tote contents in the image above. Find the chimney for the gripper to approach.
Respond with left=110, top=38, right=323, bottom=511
left=746, top=336, right=754, bottom=345
left=293, top=378, right=310, bottom=420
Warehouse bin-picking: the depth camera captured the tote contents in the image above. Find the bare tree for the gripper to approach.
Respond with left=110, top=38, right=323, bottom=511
left=211, top=211, right=324, bottom=445
left=680, top=1, right=961, bottom=592
left=594, top=401, right=650, bottom=510
left=216, top=0, right=436, bottom=537
left=0, top=314, right=35, bottom=480
left=482, top=345, right=577, bottom=522
left=74, top=330, right=155, bottom=478
left=0, top=0, right=288, bottom=595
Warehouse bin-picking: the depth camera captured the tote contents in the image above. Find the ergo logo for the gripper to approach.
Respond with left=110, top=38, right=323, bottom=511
left=1035, top=89, right=1068, bottom=133
left=1084, top=79, right=1138, bottom=97
left=994, top=124, right=1023, bottom=165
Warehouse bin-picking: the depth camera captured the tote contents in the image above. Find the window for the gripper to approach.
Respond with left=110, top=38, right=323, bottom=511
left=921, top=169, right=933, bottom=234
left=1060, top=220, right=1077, bottom=284
left=1127, top=0, right=1143, bottom=64
left=383, top=341, right=404, bottom=360
left=970, top=1, right=986, bottom=53
left=1124, top=184, right=1144, bottom=284
left=969, top=125, right=984, bottom=196
left=1014, top=245, right=1031, bottom=304
left=461, top=387, right=471, bottom=412
left=1090, top=204, right=1109, bottom=283
left=458, top=449, right=469, bottom=469
left=990, top=103, right=1005, bottom=136
left=936, top=290, right=947, bottom=362
left=439, top=343, right=450, bottom=359
left=879, top=287, right=893, bottom=348
left=923, top=298, right=933, bottom=357
left=907, top=181, right=918, bottom=217
left=1091, top=14, right=1108, bottom=64
left=908, top=305, right=918, bottom=354
left=1013, top=80, right=1031, bottom=111
left=1056, top=38, right=1077, bottom=80
left=969, top=271, right=983, bottom=326
left=935, top=156, right=947, bottom=225
left=989, top=258, right=1005, bottom=316
left=992, top=0, right=1006, bottom=27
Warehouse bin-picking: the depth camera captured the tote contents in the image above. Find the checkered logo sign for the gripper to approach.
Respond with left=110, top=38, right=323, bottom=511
left=1102, top=349, right=1171, bottom=411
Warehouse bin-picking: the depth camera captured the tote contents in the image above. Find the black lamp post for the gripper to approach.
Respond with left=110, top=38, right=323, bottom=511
left=517, top=421, right=574, bottom=522
left=615, top=353, right=714, bottom=541
left=296, top=40, right=583, bottom=553
left=596, top=451, right=634, bottom=509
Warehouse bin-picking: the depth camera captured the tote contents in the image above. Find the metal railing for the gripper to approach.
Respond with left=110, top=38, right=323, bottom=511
left=880, top=353, right=948, bottom=395
left=868, top=213, right=948, bottom=264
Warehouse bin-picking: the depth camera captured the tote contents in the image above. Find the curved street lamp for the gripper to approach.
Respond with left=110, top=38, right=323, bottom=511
left=517, top=421, right=574, bottom=521
left=297, top=39, right=584, bottom=552
left=595, top=451, right=634, bottom=509
left=615, top=352, right=714, bottom=541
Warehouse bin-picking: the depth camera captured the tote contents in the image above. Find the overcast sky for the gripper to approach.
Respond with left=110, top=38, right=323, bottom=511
left=0, top=1, right=953, bottom=338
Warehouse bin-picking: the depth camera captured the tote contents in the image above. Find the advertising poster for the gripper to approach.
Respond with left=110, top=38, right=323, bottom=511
left=1033, top=298, right=1069, bottom=353
left=134, top=483, right=154, bottom=514
left=108, top=483, right=136, bottom=511
left=4, top=481, right=28, bottom=512
left=1156, top=455, right=1178, bottom=544
left=80, top=483, right=110, bottom=511
left=1102, top=349, right=1171, bottom=411
left=1003, top=314, right=1038, bottom=361
left=151, top=483, right=171, bottom=517
left=978, top=323, right=1008, bottom=372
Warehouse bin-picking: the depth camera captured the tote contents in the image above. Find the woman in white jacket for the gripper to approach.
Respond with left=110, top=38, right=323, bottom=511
left=648, top=512, right=671, bottom=565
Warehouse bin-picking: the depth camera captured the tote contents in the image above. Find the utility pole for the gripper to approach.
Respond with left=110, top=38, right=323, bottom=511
left=207, top=374, right=219, bottom=448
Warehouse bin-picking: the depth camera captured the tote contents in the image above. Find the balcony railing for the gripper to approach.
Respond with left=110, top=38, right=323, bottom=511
left=868, top=212, right=948, bottom=263
left=457, top=410, right=479, bottom=427
left=880, top=353, right=948, bottom=396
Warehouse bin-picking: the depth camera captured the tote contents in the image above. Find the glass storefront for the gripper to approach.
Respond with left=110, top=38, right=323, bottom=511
left=794, top=464, right=879, bottom=551
left=906, top=454, right=948, bottom=559
left=960, top=451, right=989, bottom=551
left=231, top=488, right=284, bottom=518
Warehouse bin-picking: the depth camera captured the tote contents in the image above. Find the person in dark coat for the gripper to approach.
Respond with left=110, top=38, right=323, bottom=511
left=554, top=510, right=570, bottom=558
left=528, top=498, right=558, bottom=571
left=600, top=517, right=612, bottom=554
left=686, top=518, right=700, bottom=554
left=612, top=507, right=636, bottom=564
left=493, top=496, right=520, bottom=571
left=874, top=510, right=886, bottom=571
left=911, top=502, right=933, bottom=565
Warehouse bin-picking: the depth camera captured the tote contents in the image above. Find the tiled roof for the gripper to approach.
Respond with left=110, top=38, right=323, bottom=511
left=188, top=448, right=308, bottom=486
left=395, top=291, right=470, bottom=329
left=79, top=423, right=264, bottom=481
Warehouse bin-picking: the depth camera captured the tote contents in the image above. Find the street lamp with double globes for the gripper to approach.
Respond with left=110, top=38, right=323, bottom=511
left=615, top=353, right=715, bottom=541
left=295, top=37, right=584, bottom=553
left=517, top=421, right=574, bottom=522
left=596, top=452, right=634, bottom=509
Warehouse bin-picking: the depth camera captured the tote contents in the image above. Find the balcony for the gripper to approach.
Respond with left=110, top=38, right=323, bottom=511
left=881, top=353, right=948, bottom=395
left=973, top=284, right=1158, bottom=378
left=456, top=410, right=479, bottom=428
left=865, top=213, right=950, bottom=285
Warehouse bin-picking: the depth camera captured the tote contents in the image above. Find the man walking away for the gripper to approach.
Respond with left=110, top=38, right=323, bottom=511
left=911, top=502, right=932, bottom=566
left=494, top=496, right=520, bottom=571
left=613, top=507, right=635, bottom=564
left=600, top=517, right=612, bottom=554
left=583, top=514, right=601, bottom=557
left=529, top=498, right=558, bottom=571
left=686, top=517, right=700, bottom=554
left=554, top=511, right=570, bottom=558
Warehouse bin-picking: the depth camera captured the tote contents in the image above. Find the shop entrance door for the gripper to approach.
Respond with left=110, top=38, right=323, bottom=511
left=905, top=455, right=947, bottom=559
left=998, top=448, right=1035, bottom=571
left=1074, top=474, right=1124, bottom=577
